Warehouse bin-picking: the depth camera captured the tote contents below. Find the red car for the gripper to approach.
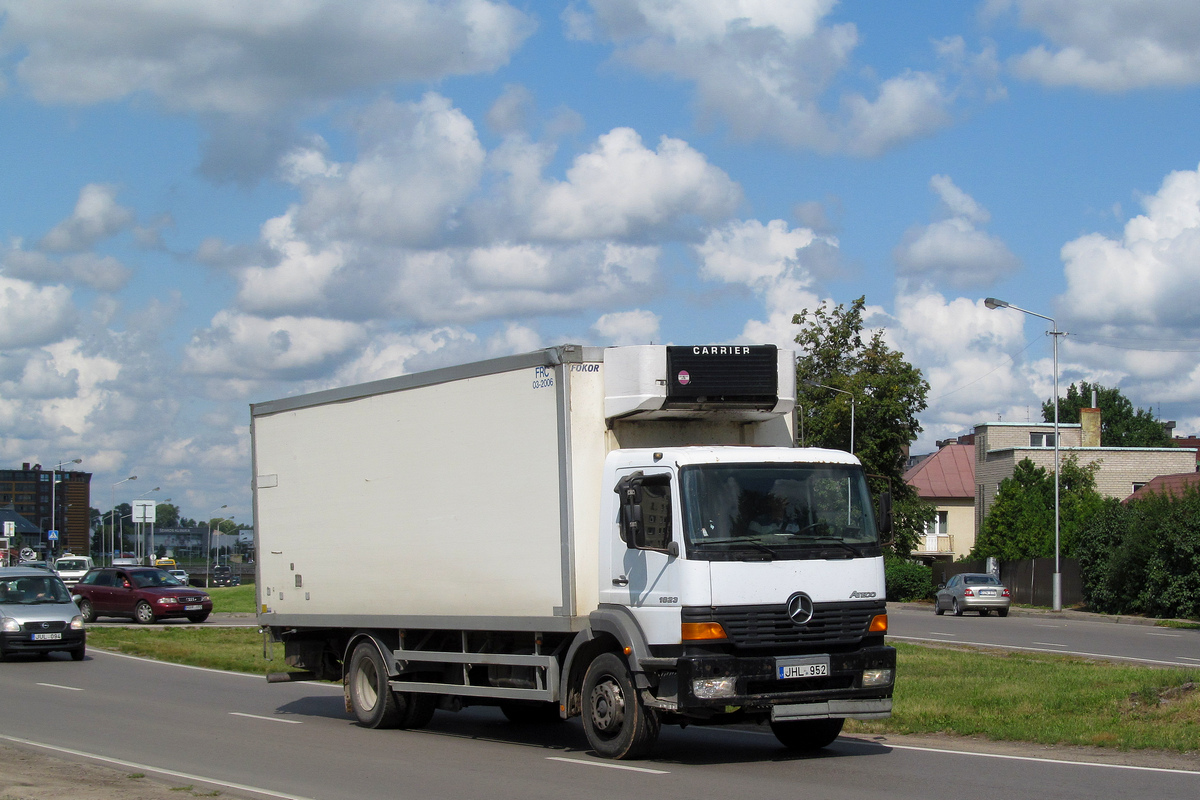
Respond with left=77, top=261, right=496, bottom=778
left=74, top=567, right=212, bottom=624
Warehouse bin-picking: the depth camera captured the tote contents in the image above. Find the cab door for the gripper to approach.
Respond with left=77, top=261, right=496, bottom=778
left=601, top=468, right=680, bottom=643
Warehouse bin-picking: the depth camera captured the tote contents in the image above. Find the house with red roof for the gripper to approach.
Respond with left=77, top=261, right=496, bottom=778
left=903, top=437, right=976, bottom=563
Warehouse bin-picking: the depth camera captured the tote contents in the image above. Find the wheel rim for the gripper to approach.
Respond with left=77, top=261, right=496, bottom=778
left=354, top=658, right=380, bottom=712
left=136, top=603, right=154, bottom=623
left=80, top=600, right=93, bottom=621
left=588, top=674, right=626, bottom=736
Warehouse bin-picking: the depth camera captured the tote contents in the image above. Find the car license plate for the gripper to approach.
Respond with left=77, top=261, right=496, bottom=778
left=777, top=656, right=830, bottom=680
left=185, top=605, right=202, bottom=611
left=32, top=632, right=62, bottom=641
left=980, top=589, right=996, bottom=596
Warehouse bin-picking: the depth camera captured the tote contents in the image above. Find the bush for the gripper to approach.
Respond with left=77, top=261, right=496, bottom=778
left=885, top=557, right=933, bottom=601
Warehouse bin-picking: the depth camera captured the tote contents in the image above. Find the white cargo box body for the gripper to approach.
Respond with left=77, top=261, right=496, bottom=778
left=252, top=345, right=795, bottom=631
left=255, top=348, right=599, bottom=629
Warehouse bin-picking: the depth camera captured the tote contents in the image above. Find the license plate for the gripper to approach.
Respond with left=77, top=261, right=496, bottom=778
left=32, top=632, right=62, bottom=641
left=185, top=605, right=202, bottom=611
left=979, top=589, right=996, bottom=596
left=777, top=657, right=830, bottom=680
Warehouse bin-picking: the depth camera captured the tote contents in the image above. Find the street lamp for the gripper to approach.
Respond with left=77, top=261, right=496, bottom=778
left=803, top=380, right=855, bottom=454
left=110, top=475, right=137, bottom=566
left=206, top=505, right=227, bottom=588
left=135, top=486, right=160, bottom=563
left=985, top=297, right=1065, bottom=611
left=50, top=458, right=82, bottom=560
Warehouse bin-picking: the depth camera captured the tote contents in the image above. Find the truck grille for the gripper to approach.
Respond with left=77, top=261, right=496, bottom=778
left=684, top=600, right=884, bottom=648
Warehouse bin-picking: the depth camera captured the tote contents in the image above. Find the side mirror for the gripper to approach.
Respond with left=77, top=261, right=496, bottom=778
left=615, top=472, right=673, bottom=552
left=876, top=491, right=894, bottom=543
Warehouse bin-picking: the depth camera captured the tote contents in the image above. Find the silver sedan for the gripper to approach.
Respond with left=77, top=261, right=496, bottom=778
left=934, top=572, right=1011, bottom=617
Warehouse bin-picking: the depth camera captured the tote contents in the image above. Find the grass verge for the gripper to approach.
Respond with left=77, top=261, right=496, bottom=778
left=845, top=642, right=1200, bottom=752
left=83, top=631, right=1200, bottom=753
left=205, top=583, right=256, bottom=613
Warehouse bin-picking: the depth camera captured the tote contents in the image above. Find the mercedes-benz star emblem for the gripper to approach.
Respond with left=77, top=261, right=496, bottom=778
left=786, top=592, right=814, bottom=625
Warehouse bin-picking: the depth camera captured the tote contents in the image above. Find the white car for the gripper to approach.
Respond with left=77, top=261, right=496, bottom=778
left=168, top=569, right=191, bottom=586
left=53, top=555, right=95, bottom=588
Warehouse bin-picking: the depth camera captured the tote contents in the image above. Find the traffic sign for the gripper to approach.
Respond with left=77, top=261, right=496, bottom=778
left=48, top=530, right=59, bottom=541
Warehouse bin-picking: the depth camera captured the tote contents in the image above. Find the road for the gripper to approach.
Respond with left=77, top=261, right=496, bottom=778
left=1, top=647, right=1198, bottom=800
left=887, top=604, right=1200, bottom=667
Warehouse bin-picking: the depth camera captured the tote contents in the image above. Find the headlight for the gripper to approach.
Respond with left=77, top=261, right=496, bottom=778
left=156, top=596, right=179, bottom=604
left=1, top=618, right=19, bottom=633
left=692, top=677, right=738, bottom=699
left=862, top=669, right=894, bottom=688
left=70, top=615, right=84, bottom=630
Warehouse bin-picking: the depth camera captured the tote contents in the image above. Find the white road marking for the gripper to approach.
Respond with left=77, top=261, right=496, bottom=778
left=0, top=733, right=317, bottom=799
left=230, top=712, right=302, bottom=724
left=546, top=756, right=669, bottom=774
left=1031, top=641, right=1068, bottom=647
left=1147, top=632, right=1182, bottom=637
left=926, top=632, right=958, bottom=637
left=35, top=683, right=83, bottom=691
left=1179, top=656, right=1200, bottom=662
left=889, top=635, right=1196, bottom=667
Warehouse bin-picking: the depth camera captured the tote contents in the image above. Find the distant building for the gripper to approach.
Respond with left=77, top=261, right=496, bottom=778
left=1123, top=472, right=1200, bottom=503
left=0, top=463, right=92, bottom=557
left=905, top=435, right=976, bottom=563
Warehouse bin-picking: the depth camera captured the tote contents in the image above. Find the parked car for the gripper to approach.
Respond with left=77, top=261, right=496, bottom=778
left=168, top=568, right=190, bottom=586
left=210, top=565, right=240, bottom=587
left=54, top=554, right=95, bottom=587
left=934, top=572, right=1011, bottom=617
left=73, top=567, right=212, bottom=624
left=0, top=566, right=86, bottom=660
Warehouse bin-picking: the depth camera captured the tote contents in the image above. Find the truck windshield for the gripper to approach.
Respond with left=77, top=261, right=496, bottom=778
left=679, top=462, right=880, bottom=561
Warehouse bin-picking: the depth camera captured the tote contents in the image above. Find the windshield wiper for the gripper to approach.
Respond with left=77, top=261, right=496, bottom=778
left=779, top=535, right=864, bottom=557
left=691, top=537, right=778, bottom=558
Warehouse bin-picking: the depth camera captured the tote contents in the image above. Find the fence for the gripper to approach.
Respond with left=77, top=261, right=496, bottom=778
left=931, top=557, right=1082, bottom=607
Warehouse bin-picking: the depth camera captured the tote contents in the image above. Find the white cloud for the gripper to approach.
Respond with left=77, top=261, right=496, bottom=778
left=39, top=184, right=134, bottom=253
left=894, top=175, right=1020, bottom=289
left=584, top=0, right=994, bottom=155
left=0, top=1, right=535, bottom=114
left=996, top=0, right=1200, bottom=91
left=591, top=309, right=661, bottom=345
left=0, top=275, right=78, bottom=348
left=182, top=310, right=368, bottom=381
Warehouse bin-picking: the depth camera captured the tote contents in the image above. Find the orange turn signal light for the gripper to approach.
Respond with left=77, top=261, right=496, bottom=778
left=869, top=613, right=888, bottom=633
left=681, top=622, right=728, bottom=641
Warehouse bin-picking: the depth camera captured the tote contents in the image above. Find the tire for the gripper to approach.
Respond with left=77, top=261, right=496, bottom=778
left=78, top=599, right=96, bottom=624
left=134, top=601, right=156, bottom=624
left=71, top=644, right=86, bottom=662
left=997, top=608, right=1009, bottom=618
left=952, top=598, right=963, bottom=616
left=187, top=613, right=210, bottom=623
left=933, top=599, right=944, bottom=616
left=581, top=652, right=660, bottom=760
left=397, top=692, right=436, bottom=729
left=770, top=717, right=845, bottom=751
left=348, top=642, right=402, bottom=728
left=501, top=701, right=563, bottom=724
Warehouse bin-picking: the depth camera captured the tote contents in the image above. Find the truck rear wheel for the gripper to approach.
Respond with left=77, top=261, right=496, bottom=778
left=581, top=652, right=660, bottom=759
left=348, top=642, right=402, bottom=728
left=769, top=717, right=844, bottom=751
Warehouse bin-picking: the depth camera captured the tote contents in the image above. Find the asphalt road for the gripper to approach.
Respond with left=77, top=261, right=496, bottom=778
left=1, top=647, right=1198, bottom=800
left=888, top=604, right=1200, bottom=667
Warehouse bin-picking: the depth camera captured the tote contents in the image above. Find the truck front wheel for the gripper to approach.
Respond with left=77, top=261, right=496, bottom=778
left=348, top=642, right=402, bottom=728
left=581, top=653, right=660, bottom=759
left=769, top=717, right=844, bottom=751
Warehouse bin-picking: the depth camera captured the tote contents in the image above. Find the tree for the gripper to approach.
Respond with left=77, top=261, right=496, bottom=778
left=972, top=455, right=1105, bottom=561
left=155, top=503, right=181, bottom=527
left=792, top=296, right=933, bottom=555
left=1042, top=382, right=1171, bottom=447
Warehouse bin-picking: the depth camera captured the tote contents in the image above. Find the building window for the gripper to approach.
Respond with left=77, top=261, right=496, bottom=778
left=1030, top=432, right=1056, bottom=447
left=1132, top=482, right=1147, bottom=492
left=925, top=511, right=949, bottom=535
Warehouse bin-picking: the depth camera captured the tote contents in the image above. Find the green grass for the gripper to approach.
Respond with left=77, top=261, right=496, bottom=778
left=84, top=630, right=1200, bottom=753
left=206, top=583, right=256, bottom=613
left=845, top=642, right=1200, bottom=752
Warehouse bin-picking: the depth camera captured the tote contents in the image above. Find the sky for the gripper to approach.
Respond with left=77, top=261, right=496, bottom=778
left=3, top=0, right=1200, bottom=526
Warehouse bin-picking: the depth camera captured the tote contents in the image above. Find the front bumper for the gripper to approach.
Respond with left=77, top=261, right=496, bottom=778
left=1, top=629, right=85, bottom=654
left=665, top=644, right=896, bottom=717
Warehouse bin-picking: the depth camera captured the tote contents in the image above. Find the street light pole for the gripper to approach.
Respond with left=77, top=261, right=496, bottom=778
left=985, top=297, right=1064, bottom=611
left=110, top=475, right=137, bottom=566
left=50, top=458, right=82, bottom=560
left=803, top=380, right=855, bottom=454
left=207, top=505, right=227, bottom=588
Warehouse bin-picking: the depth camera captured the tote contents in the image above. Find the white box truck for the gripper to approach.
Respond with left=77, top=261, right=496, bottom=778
left=253, top=344, right=895, bottom=759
